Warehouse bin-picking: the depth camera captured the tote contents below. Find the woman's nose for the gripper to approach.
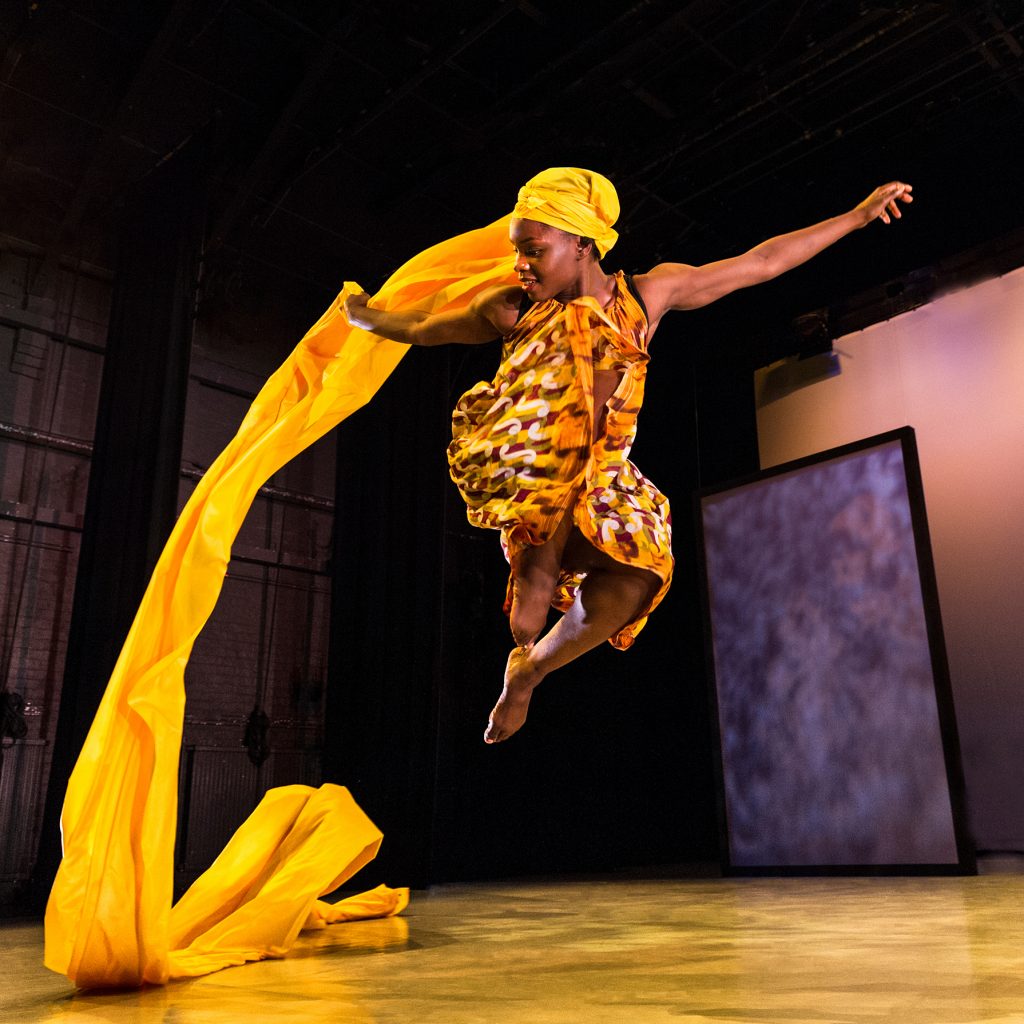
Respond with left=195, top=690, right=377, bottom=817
left=514, top=254, right=530, bottom=273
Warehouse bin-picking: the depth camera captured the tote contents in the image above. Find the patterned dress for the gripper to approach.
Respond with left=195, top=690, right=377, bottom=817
left=447, top=271, right=673, bottom=649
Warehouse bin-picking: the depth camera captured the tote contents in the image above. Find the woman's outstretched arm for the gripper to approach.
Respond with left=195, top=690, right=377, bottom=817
left=343, top=284, right=521, bottom=346
left=637, top=182, right=913, bottom=320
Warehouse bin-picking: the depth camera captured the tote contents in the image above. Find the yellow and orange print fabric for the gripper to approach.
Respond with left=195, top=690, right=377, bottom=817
left=448, top=272, right=674, bottom=648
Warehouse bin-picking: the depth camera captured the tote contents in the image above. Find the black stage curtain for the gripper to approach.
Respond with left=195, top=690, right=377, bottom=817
left=324, top=344, right=452, bottom=889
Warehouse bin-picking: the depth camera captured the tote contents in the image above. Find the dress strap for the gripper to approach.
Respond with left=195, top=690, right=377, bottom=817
left=622, top=273, right=649, bottom=322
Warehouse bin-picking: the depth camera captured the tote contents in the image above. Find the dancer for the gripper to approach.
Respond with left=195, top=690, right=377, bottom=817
left=344, top=168, right=912, bottom=744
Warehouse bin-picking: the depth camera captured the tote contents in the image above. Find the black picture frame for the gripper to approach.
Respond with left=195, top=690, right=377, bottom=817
left=695, top=427, right=975, bottom=875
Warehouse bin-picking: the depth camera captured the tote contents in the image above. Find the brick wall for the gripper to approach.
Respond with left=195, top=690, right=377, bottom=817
left=0, top=244, right=105, bottom=884
left=0, top=239, right=336, bottom=890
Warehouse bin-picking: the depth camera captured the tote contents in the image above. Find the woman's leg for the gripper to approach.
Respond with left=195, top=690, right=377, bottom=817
left=506, top=513, right=573, bottom=647
left=485, top=531, right=660, bottom=744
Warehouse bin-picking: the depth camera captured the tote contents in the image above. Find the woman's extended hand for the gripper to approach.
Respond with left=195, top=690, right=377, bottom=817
left=343, top=289, right=376, bottom=331
left=855, top=181, right=914, bottom=226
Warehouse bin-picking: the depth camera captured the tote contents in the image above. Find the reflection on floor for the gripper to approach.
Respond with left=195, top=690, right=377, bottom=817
left=4, top=874, right=1024, bottom=1023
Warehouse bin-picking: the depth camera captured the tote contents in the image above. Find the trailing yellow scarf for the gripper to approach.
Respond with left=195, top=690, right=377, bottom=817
left=44, top=217, right=517, bottom=988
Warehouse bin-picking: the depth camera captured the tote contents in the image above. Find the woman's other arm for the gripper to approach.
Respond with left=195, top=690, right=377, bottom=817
left=636, top=182, right=913, bottom=321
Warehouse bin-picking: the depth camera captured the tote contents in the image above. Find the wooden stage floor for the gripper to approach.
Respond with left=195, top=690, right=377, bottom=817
left=4, top=874, right=1023, bottom=1023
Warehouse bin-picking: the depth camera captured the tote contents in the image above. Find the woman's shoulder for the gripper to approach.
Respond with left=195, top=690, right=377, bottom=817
left=472, top=284, right=524, bottom=335
left=627, top=264, right=691, bottom=338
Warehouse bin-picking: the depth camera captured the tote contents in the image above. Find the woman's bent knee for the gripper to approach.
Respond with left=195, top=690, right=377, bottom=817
left=509, top=576, right=555, bottom=646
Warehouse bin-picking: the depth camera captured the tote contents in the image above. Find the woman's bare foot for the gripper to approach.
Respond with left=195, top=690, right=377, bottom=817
left=484, top=645, right=544, bottom=744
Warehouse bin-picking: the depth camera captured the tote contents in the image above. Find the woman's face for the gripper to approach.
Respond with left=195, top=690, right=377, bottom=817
left=509, top=218, right=581, bottom=302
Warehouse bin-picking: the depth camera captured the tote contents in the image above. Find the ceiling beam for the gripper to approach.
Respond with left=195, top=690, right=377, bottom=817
left=252, top=1, right=518, bottom=231
left=207, top=12, right=360, bottom=250
left=29, top=0, right=196, bottom=298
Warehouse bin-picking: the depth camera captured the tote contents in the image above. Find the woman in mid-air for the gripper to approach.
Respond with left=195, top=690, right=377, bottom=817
left=344, top=167, right=912, bottom=744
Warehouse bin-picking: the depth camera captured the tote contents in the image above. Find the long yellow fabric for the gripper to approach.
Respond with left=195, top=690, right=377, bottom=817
left=44, top=217, right=517, bottom=989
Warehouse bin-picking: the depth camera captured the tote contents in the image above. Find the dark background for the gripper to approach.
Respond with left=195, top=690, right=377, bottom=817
left=1, top=0, right=1022, bottom=900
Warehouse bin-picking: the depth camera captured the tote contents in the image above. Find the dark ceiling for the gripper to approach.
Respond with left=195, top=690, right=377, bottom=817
left=2, top=0, right=1023, bottom=331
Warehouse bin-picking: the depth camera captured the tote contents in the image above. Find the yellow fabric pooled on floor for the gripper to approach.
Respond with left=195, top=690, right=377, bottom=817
left=167, top=785, right=389, bottom=978
left=307, top=883, right=412, bottom=927
left=44, top=218, right=516, bottom=989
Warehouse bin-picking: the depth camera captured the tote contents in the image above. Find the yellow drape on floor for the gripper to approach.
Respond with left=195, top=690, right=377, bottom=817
left=44, top=218, right=516, bottom=989
left=166, top=784, right=407, bottom=979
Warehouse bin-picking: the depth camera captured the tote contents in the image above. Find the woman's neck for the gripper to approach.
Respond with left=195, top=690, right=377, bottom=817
left=554, top=266, right=616, bottom=306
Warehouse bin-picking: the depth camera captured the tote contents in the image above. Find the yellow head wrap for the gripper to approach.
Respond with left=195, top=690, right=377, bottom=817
left=511, top=167, right=620, bottom=258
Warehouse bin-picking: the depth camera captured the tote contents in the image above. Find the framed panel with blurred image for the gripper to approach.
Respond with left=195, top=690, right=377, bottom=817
left=696, top=427, right=974, bottom=874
